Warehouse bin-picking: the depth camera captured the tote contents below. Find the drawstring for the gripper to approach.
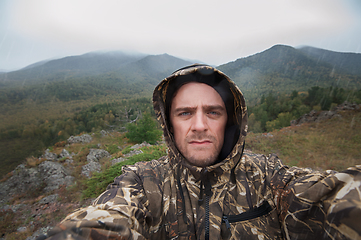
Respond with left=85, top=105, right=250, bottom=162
left=177, top=167, right=188, bottom=225
left=239, top=141, right=253, bottom=210
left=198, top=169, right=212, bottom=206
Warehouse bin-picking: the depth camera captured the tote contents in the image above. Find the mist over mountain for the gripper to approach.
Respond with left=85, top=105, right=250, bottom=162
left=0, top=51, right=148, bottom=86
left=0, top=44, right=360, bottom=183
left=299, top=46, right=361, bottom=76
left=0, top=44, right=360, bottom=105
left=217, top=45, right=361, bottom=103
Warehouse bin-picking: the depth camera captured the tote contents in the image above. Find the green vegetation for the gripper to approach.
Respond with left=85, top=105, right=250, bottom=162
left=82, top=144, right=167, bottom=199
left=246, top=110, right=361, bottom=171
left=1, top=104, right=360, bottom=240
left=0, top=97, right=155, bottom=178
left=125, top=113, right=163, bottom=144
left=248, top=86, right=361, bottom=133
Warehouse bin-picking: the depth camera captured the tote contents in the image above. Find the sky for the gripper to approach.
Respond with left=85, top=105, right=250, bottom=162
left=1, top=0, right=361, bottom=71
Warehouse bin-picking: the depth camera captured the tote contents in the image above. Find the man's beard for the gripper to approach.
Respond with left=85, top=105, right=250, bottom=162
left=178, top=132, right=223, bottom=167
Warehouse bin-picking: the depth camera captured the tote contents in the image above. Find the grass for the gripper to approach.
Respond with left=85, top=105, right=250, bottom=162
left=82, top=144, right=167, bottom=199
left=246, top=110, right=361, bottom=171
left=1, top=108, right=360, bottom=239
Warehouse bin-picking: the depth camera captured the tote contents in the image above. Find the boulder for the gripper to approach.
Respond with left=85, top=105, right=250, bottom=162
left=81, top=161, right=101, bottom=178
left=42, top=149, right=57, bottom=161
left=67, top=134, right=92, bottom=144
left=0, top=161, right=74, bottom=204
left=38, top=194, right=59, bottom=205
left=112, top=157, right=126, bottom=165
left=123, top=150, right=143, bottom=158
left=37, top=161, right=74, bottom=192
left=81, top=149, right=110, bottom=178
left=131, top=141, right=152, bottom=149
left=59, top=149, right=71, bottom=159
left=86, top=149, right=110, bottom=162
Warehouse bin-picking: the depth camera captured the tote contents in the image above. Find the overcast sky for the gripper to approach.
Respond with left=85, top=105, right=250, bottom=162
left=1, top=0, right=361, bottom=71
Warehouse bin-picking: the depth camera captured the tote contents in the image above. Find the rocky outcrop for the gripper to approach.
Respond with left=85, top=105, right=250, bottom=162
left=81, top=149, right=111, bottom=178
left=0, top=161, right=74, bottom=205
left=0, top=132, right=158, bottom=239
left=67, top=134, right=92, bottom=144
left=291, top=101, right=360, bottom=126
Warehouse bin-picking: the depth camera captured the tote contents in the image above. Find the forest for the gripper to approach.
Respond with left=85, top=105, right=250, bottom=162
left=1, top=45, right=361, bottom=178
left=1, top=84, right=360, bottom=178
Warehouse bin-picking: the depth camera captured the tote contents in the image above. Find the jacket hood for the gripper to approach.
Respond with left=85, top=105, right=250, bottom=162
left=153, top=64, right=248, bottom=173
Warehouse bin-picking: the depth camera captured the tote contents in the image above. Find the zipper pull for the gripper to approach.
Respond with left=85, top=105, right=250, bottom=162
left=222, top=216, right=231, bottom=229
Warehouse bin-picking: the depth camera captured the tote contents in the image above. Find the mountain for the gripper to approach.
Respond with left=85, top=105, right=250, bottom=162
left=0, top=51, right=147, bottom=86
left=299, top=46, right=361, bottom=76
left=1, top=45, right=360, bottom=105
left=217, top=45, right=361, bottom=103
left=114, top=53, right=194, bottom=85
left=0, top=52, right=193, bottom=103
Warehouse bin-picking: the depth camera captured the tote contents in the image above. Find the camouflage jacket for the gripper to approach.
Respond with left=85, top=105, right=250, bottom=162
left=43, top=65, right=361, bottom=239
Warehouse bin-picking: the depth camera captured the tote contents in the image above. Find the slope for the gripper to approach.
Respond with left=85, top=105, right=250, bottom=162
left=218, top=45, right=361, bottom=104
left=299, top=46, right=361, bottom=76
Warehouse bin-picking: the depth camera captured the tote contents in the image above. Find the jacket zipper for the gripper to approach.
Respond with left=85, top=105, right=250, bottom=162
left=203, top=170, right=212, bottom=240
left=205, top=194, right=210, bottom=240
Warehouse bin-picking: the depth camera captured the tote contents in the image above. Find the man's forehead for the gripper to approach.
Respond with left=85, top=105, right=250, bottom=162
left=170, top=82, right=226, bottom=107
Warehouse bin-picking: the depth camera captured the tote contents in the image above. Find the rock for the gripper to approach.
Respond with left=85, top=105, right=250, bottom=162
left=131, top=141, right=151, bottom=149
left=38, top=194, right=59, bottom=204
left=112, top=157, right=126, bottom=165
left=123, top=150, right=143, bottom=158
left=0, top=160, right=74, bottom=204
left=17, top=226, right=27, bottom=233
left=100, top=130, right=108, bottom=137
left=81, top=149, right=110, bottom=178
left=59, top=149, right=71, bottom=159
left=292, top=102, right=361, bottom=126
left=25, top=226, right=51, bottom=240
left=67, top=134, right=92, bottom=144
left=86, top=149, right=110, bottom=162
left=262, top=133, right=273, bottom=138
left=316, top=111, right=338, bottom=122
left=0, top=164, right=42, bottom=205
left=42, top=149, right=57, bottom=161
left=37, top=161, right=74, bottom=192
left=11, top=203, right=26, bottom=212
left=82, top=161, right=101, bottom=178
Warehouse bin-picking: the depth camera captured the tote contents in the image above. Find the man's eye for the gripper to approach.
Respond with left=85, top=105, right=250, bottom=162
left=209, top=111, right=219, bottom=115
left=180, top=112, right=190, bottom=116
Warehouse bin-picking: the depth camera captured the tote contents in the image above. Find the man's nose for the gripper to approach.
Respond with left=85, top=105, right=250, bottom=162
left=191, top=112, right=208, bottom=132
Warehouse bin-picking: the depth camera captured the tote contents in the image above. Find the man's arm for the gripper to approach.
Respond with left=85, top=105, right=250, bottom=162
left=268, top=154, right=361, bottom=239
left=40, top=166, right=153, bottom=240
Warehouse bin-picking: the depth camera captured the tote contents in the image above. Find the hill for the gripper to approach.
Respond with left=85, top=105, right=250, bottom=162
left=0, top=51, right=146, bottom=86
left=1, top=45, right=360, bottom=106
left=0, top=53, right=193, bottom=104
left=299, top=46, right=361, bottom=76
left=218, top=45, right=361, bottom=105
left=0, top=104, right=360, bottom=239
left=0, top=44, right=360, bottom=179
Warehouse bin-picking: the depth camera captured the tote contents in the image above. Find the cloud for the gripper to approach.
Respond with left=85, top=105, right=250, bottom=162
left=1, top=0, right=359, bottom=70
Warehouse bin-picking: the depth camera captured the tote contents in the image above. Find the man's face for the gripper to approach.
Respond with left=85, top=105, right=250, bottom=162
left=170, top=82, right=227, bottom=167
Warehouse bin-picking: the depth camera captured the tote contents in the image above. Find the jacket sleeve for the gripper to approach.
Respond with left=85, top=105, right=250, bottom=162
left=267, top=154, right=361, bottom=239
left=40, top=165, right=152, bottom=240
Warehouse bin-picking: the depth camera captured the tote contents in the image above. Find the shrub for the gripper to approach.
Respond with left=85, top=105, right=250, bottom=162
left=82, top=145, right=167, bottom=198
left=125, top=113, right=162, bottom=145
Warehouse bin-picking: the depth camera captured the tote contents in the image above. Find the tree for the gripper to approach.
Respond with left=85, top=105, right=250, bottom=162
left=125, top=113, right=162, bottom=144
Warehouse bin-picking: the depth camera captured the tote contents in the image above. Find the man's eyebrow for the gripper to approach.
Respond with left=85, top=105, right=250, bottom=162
left=173, top=106, right=197, bottom=113
left=173, top=105, right=226, bottom=113
left=203, top=105, right=226, bottom=111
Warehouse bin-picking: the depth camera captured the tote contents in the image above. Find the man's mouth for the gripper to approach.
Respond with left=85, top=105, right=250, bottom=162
left=189, top=140, right=212, bottom=145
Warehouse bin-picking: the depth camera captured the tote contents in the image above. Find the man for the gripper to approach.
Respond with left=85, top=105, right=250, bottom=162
left=41, top=64, right=361, bottom=239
